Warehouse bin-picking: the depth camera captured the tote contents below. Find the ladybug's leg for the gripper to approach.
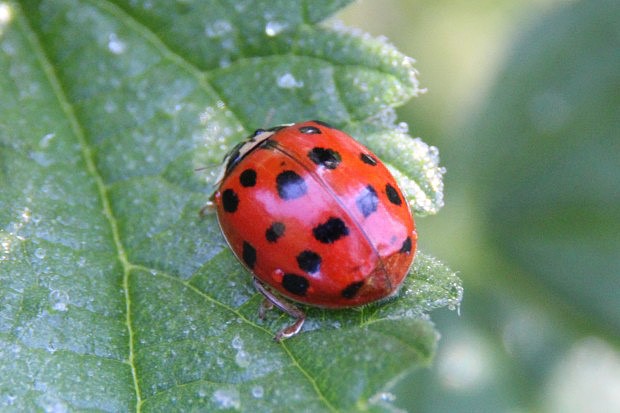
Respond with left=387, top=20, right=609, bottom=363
left=258, top=298, right=274, bottom=320
left=252, top=278, right=306, bottom=342
left=200, top=191, right=219, bottom=218
left=199, top=199, right=215, bottom=217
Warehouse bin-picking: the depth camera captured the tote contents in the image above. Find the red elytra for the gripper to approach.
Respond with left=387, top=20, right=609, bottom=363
left=212, top=120, right=417, bottom=341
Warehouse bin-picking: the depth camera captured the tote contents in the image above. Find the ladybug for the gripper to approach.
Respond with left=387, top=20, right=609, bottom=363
left=211, top=120, right=417, bottom=341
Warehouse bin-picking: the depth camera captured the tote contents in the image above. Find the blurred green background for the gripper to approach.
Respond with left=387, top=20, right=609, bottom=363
left=340, top=0, right=620, bottom=412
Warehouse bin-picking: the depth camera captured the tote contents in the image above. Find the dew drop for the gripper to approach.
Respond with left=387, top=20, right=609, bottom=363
left=396, top=122, right=409, bottom=134
left=104, top=99, right=117, bottom=113
left=377, top=392, right=396, bottom=402
left=219, top=56, right=231, bottom=68
left=265, top=21, right=287, bottom=37
left=251, top=385, right=264, bottom=398
left=39, top=133, right=55, bottom=148
left=212, top=388, right=240, bottom=410
left=34, top=247, right=46, bottom=260
left=205, top=19, right=233, bottom=38
left=277, top=73, right=304, bottom=89
left=235, top=350, right=251, bottom=368
left=107, top=33, right=126, bottom=54
left=49, top=290, right=69, bottom=312
left=231, top=335, right=243, bottom=350
left=37, top=393, right=68, bottom=413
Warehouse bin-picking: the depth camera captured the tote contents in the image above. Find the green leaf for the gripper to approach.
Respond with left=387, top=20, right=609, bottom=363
left=473, top=0, right=620, bottom=334
left=0, top=1, right=459, bottom=411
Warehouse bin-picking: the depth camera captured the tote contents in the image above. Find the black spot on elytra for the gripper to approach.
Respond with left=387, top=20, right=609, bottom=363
left=341, top=281, right=364, bottom=299
left=239, top=168, right=257, bottom=187
left=385, top=183, right=402, bottom=206
left=282, top=273, right=309, bottom=296
left=222, top=189, right=239, bottom=213
left=276, top=170, right=307, bottom=200
left=296, top=250, right=321, bottom=274
left=242, top=241, right=256, bottom=269
left=399, top=237, right=412, bottom=254
left=360, top=153, right=377, bottom=166
left=312, top=120, right=334, bottom=129
left=355, top=185, right=379, bottom=218
left=299, top=126, right=321, bottom=134
left=307, top=147, right=342, bottom=170
left=313, top=217, right=349, bottom=244
left=265, top=222, right=285, bottom=243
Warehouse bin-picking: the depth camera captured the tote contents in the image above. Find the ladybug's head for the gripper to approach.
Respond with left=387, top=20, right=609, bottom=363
left=215, top=125, right=290, bottom=187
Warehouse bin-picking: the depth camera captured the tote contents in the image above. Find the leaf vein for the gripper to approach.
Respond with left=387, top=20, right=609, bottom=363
left=135, top=265, right=340, bottom=412
left=17, top=5, right=143, bottom=410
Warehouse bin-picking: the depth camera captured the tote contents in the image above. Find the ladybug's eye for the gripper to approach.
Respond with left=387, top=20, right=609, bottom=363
left=223, top=143, right=244, bottom=175
left=222, top=142, right=242, bottom=162
left=251, top=129, right=266, bottom=139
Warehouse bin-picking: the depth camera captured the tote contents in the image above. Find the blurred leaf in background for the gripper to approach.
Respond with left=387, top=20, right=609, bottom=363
left=475, top=0, right=620, bottom=335
left=342, top=0, right=619, bottom=412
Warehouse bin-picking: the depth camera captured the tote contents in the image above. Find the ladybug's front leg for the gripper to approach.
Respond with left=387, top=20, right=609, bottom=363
left=199, top=191, right=218, bottom=217
left=258, top=297, right=274, bottom=319
left=252, top=278, right=306, bottom=342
